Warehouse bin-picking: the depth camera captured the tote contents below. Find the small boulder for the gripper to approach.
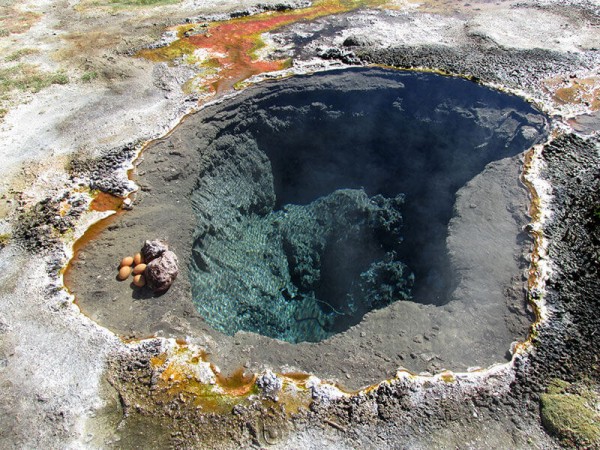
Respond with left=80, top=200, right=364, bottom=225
left=122, top=198, right=134, bottom=210
left=342, top=35, right=372, bottom=47
left=145, top=250, right=179, bottom=293
left=142, top=240, right=169, bottom=263
left=256, top=370, right=283, bottom=401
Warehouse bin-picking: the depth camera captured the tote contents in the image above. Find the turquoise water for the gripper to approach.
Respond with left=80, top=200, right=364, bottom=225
left=189, top=68, right=547, bottom=343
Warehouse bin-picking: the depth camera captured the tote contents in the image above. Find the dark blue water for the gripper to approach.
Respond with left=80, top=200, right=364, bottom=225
left=189, top=68, right=547, bottom=343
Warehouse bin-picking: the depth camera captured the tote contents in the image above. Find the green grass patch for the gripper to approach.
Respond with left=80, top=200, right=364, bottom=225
left=541, top=379, right=600, bottom=448
left=5, top=48, right=39, bottom=62
left=81, top=71, right=99, bottom=82
left=0, top=64, right=68, bottom=95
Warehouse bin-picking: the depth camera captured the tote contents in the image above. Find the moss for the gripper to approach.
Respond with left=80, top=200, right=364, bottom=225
left=547, top=378, right=572, bottom=395
left=0, top=64, right=68, bottom=95
left=540, top=380, right=600, bottom=448
left=0, top=233, right=10, bottom=248
left=81, top=71, right=99, bottom=82
left=5, top=48, right=39, bottom=62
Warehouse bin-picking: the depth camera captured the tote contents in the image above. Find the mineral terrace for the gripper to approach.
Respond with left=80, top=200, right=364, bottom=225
left=0, top=0, right=598, bottom=448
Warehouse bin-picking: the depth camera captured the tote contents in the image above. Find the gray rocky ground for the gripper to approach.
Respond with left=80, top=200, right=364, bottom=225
left=0, top=0, right=599, bottom=448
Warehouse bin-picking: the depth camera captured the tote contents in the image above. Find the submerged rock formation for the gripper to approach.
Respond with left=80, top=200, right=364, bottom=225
left=191, top=187, right=412, bottom=343
left=188, top=69, right=546, bottom=344
left=280, top=189, right=411, bottom=316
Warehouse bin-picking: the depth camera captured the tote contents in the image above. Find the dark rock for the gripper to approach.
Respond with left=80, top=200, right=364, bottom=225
left=145, top=250, right=179, bottom=293
left=342, top=35, right=373, bottom=47
left=280, top=189, right=411, bottom=315
left=351, top=44, right=595, bottom=96
left=14, top=192, right=88, bottom=252
left=141, top=240, right=169, bottom=263
left=317, top=47, right=359, bottom=64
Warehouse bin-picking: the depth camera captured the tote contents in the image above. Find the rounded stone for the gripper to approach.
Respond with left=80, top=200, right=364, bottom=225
left=145, top=250, right=179, bottom=293
left=141, top=240, right=169, bottom=263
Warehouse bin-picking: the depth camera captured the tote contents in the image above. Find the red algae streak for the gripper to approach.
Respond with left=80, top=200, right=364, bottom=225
left=138, top=0, right=389, bottom=95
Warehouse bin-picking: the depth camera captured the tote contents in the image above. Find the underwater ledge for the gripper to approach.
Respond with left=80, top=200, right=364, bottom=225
left=67, top=67, right=549, bottom=389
